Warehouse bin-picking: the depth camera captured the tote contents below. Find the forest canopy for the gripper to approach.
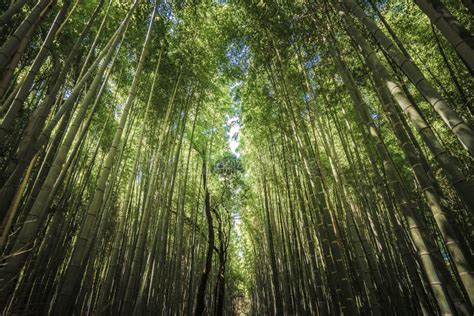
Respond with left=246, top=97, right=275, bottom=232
left=0, top=0, right=473, bottom=315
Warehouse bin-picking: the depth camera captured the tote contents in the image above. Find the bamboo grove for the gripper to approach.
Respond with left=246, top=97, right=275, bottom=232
left=0, top=0, right=473, bottom=315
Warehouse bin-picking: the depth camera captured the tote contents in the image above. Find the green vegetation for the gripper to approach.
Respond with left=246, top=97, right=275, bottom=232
left=0, top=0, right=473, bottom=314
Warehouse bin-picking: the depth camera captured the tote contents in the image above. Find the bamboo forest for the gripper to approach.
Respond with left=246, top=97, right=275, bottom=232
left=1, top=0, right=474, bottom=315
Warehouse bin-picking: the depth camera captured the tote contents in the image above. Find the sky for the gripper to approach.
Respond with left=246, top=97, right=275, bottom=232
left=226, top=115, right=240, bottom=157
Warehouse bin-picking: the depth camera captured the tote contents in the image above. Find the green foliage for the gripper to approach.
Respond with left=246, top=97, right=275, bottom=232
left=1, top=0, right=473, bottom=314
